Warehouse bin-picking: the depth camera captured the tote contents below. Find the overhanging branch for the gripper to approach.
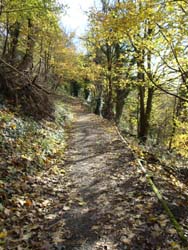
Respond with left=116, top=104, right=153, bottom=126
left=143, top=66, right=188, bottom=102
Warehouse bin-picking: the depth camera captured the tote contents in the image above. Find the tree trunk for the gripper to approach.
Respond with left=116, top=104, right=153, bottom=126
left=2, top=14, right=10, bottom=57
left=70, top=81, right=80, bottom=97
left=138, top=85, right=147, bottom=142
left=9, top=21, right=21, bottom=61
left=103, top=76, right=114, bottom=119
left=115, top=87, right=130, bottom=124
left=103, top=45, right=114, bottom=119
left=94, top=96, right=103, bottom=116
left=44, top=48, right=51, bottom=81
left=19, top=19, right=36, bottom=71
left=138, top=86, right=154, bottom=143
left=137, top=25, right=155, bottom=143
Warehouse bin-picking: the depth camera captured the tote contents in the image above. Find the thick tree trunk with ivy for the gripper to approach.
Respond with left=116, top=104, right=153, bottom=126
left=138, top=86, right=154, bottom=143
left=137, top=26, right=155, bottom=142
left=103, top=76, right=114, bottom=119
left=9, top=21, right=21, bottom=61
left=102, top=44, right=114, bottom=120
left=115, top=87, right=130, bottom=124
left=137, top=49, right=154, bottom=143
left=19, top=19, right=36, bottom=71
left=114, top=42, right=130, bottom=124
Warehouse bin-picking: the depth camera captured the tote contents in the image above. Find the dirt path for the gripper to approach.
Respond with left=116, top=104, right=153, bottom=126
left=57, top=100, right=181, bottom=250
left=1, top=98, right=187, bottom=250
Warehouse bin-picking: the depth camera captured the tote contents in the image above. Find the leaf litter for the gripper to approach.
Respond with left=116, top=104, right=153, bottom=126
left=0, top=98, right=188, bottom=249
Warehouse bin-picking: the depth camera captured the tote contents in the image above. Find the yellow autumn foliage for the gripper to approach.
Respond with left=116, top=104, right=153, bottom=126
left=172, top=121, right=188, bottom=157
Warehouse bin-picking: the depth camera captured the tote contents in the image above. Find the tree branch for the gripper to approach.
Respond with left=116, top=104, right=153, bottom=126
left=143, top=66, right=188, bottom=102
left=1, top=6, right=62, bottom=14
left=0, top=57, right=52, bottom=95
left=156, top=23, right=186, bottom=77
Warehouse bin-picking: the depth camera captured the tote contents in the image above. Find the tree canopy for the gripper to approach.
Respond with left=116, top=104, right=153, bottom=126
left=1, top=1, right=188, bottom=249
left=83, top=0, right=188, bottom=155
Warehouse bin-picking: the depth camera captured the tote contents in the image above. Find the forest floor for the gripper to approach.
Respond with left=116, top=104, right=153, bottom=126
left=57, top=99, right=188, bottom=250
left=1, top=97, right=188, bottom=250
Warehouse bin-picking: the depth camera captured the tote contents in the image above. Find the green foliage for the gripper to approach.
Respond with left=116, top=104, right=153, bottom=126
left=85, top=0, right=188, bottom=153
left=0, top=99, right=74, bottom=248
left=172, top=120, right=188, bottom=157
left=0, top=101, right=71, bottom=176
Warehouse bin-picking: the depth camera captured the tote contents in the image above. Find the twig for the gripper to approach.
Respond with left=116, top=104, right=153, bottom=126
left=156, top=23, right=185, bottom=76
left=0, top=57, right=29, bottom=80
left=143, top=66, right=188, bottom=102
left=138, top=159, right=188, bottom=244
left=0, top=57, right=52, bottom=95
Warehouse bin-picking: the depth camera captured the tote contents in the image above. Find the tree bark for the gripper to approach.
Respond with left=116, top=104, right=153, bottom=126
left=137, top=50, right=154, bottom=143
left=19, top=19, right=36, bottom=71
left=2, top=14, right=10, bottom=57
left=9, top=21, right=21, bottom=61
left=115, top=87, right=130, bottom=124
left=103, top=44, right=114, bottom=119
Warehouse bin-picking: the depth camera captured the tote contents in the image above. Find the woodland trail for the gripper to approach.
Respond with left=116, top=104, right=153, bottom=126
left=1, top=98, right=187, bottom=250
left=58, top=99, right=181, bottom=250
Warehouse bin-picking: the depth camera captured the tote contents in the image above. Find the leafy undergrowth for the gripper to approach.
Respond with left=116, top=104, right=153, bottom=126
left=1, top=98, right=188, bottom=250
left=0, top=100, right=73, bottom=249
left=123, top=140, right=188, bottom=246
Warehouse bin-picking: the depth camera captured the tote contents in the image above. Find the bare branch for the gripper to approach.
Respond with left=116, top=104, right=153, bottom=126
left=156, top=23, right=186, bottom=77
left=143, top=66, right=188, bottom=102
left=0, top=57, right=52, bottom=95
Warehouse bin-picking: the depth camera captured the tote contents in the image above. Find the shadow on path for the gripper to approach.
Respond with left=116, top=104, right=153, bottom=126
left=55, top=99, right=183, bottom=250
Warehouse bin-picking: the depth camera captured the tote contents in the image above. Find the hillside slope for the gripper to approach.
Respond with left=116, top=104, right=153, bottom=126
left=0, top=97, right=187, bottom=250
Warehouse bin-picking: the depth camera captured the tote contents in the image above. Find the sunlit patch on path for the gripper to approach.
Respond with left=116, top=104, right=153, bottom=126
left=57, top=100, right=183, bottom=250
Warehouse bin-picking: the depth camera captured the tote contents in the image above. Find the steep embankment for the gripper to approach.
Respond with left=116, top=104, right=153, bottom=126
left=0, top=99, right=72, bottom=249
